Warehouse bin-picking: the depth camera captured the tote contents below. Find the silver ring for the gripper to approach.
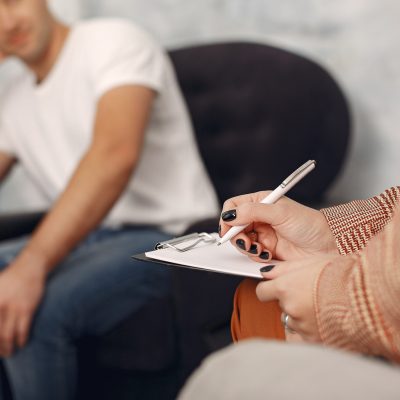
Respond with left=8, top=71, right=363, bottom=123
left=281, top=312, right=295, bottom=333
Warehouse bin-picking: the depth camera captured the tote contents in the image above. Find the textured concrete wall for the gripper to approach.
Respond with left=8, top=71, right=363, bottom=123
left=1, top=0, right=400, bottom=210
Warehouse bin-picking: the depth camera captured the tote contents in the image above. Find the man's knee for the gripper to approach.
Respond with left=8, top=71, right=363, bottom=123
left=28, top=292, right=73, bottom=344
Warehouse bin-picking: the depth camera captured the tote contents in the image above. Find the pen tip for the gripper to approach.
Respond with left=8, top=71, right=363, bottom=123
left=216, top=242, right=222, bottom=246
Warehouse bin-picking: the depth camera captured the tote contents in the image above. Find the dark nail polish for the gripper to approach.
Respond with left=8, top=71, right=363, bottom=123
left=218, top=224, right=222, bottom=237
left=259, top=251, right=270, bottom=260
left=260, top=265, right=275, bottom=273
left=248, top=244, right=258, bottom=254
left=221, top=209, right=237, bottom=222
left=236, top=239, right=246, bottom=250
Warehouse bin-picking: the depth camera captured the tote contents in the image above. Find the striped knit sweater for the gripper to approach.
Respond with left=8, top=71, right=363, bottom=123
left=317, top=186, right=400, bottom=362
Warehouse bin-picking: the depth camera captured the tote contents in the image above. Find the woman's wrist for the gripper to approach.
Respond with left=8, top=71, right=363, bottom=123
left=317, top=210, right=338, bottom=255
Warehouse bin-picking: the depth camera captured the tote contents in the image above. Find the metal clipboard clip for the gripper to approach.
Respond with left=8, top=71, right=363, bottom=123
left=155, top=232, right=217, bottom=252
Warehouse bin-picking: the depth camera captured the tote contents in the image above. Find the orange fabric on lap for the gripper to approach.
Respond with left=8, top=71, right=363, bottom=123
left=231, top=278, right=285, bottom=341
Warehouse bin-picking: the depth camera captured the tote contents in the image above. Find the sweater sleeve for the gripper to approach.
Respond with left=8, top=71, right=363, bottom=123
left=314, top=206, right=400, bottom=363
left=320, top=187, right=400, bottom=255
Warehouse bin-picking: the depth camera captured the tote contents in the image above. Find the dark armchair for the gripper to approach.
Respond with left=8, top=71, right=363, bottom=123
left=0, top=42, right=350, bottom=400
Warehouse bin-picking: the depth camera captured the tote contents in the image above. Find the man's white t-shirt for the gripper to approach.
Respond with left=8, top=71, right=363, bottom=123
left=0, top=19, right=219, bottom=234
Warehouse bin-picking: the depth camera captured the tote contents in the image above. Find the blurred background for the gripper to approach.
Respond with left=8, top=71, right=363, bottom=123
left=1, top=0, right=399, bottom=210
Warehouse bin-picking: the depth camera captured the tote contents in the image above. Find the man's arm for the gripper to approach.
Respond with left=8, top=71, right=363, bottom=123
left=0, top=85, right=155, bottom=356
left=0, top=150, right=16, bottom=182
left=18, top=84, right=155, bottom=273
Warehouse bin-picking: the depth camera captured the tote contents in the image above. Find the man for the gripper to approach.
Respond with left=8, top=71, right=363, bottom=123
left=0, top=1, right=219, bottom=399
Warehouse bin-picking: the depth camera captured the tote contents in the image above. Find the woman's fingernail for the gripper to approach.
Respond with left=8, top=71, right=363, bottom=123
left=260, top=265, right=275, bottom=273
left=236, top=239, right=246, bottom=250
left=248, top=244, right=258, bottom=254
left=221, top=209, right=237, bottom=222
left=259, top=251, right=270, bottom=260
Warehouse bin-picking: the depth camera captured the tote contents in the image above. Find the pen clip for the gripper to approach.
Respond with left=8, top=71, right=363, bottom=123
left=281, top=160, right=316, bottom=188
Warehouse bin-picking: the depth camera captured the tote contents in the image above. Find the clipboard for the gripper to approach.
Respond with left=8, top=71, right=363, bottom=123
left=133, top=232, right=277, bottom=279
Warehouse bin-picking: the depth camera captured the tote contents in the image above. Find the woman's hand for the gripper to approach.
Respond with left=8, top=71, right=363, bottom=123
left=219, top=191, right=337, bottom=262
left=256, top=255, right=339, bottom=342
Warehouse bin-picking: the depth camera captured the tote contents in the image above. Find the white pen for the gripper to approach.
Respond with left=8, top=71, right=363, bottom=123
left=216, top=160, right=316, bottom=246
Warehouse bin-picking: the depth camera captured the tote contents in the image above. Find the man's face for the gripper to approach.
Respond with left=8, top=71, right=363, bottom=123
left=0, top=0, right=54, bottom=64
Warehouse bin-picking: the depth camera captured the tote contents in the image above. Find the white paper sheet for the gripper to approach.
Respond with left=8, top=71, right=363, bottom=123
left=143, top=232, right=277, bottom=278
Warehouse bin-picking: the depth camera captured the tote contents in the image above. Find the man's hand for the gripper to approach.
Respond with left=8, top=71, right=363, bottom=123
left=0, top=259, right=46, bottom=356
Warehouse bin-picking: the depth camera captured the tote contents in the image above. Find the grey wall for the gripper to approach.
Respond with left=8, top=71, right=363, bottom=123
left=1, top=0, right=400, bottom=211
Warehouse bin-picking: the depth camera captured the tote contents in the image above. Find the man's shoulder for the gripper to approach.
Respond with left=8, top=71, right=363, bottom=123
left=73, top=18, right=155, bottom=44
left=71, top=18, right=164, bottom=73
